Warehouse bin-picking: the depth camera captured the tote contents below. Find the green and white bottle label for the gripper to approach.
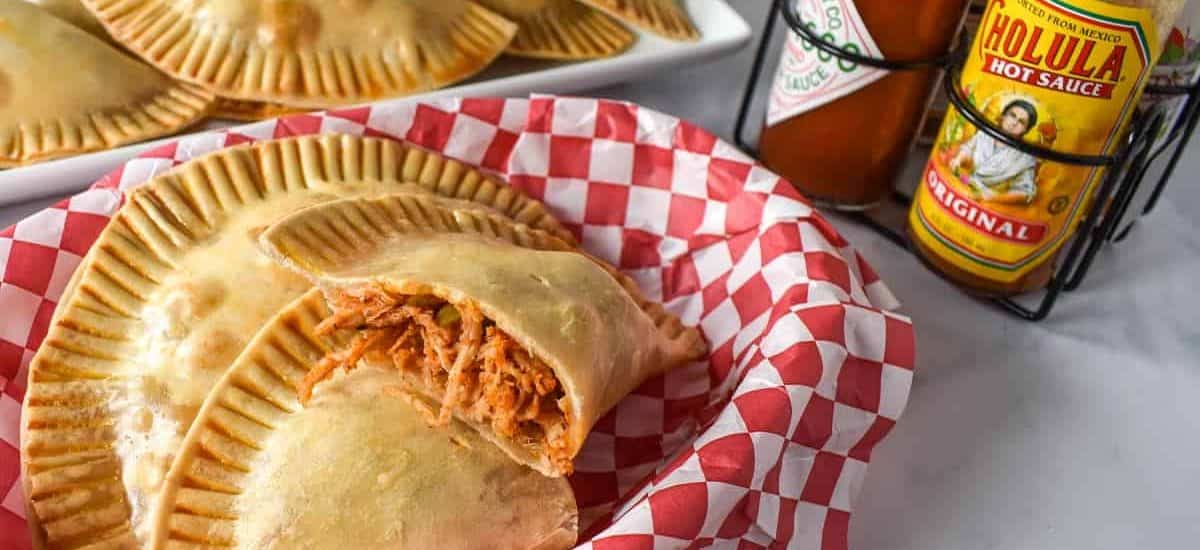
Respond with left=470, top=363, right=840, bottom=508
left=766, top=0, right=887, bottom=127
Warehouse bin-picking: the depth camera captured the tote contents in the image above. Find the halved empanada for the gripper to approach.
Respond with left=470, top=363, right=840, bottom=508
left=579, top=0, right=698, bottom=40
left=21, top=134, right=569, bottom=549
left=258, top=193, right=707, bottom=476
left=0, top=1, right=213, bottom=167
left=212, top=97, right=305, bottom=122
left=150, top=290, right=578, bottom=549
left=80, top=0, right=519, bottom=107
left=479, top=0, right=635, bottom=59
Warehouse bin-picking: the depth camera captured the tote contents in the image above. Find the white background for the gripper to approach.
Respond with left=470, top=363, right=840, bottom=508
left=3, top=3, right=1198, bottom=549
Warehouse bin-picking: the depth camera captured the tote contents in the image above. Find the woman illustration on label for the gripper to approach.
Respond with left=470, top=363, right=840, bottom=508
left=949, top=99, right=1039, bottom=205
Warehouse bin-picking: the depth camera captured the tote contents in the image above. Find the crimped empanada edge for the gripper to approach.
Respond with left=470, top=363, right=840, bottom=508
left=81, top=0, right=519, bottom=107
left=0, top=81, right=214, bottom=168
left=504, top=0, right=636, bottom=60
left=578, top=0, right=699, bottom=41
left=148, top=290, right=334, bottom=548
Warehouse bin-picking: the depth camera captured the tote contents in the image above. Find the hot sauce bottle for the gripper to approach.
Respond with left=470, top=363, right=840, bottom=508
left=908, top=0, right=1186, bottom=295
left=759, top=0, right=971, bottom=210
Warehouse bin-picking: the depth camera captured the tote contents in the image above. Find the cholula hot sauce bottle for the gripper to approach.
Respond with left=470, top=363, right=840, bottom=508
left=759, top=0, right=970, bottom=210
left=908, top=0, right=1185, bottom=295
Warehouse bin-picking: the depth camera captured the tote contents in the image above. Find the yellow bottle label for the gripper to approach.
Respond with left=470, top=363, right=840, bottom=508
left=910, top=0, right=1161, bottom=283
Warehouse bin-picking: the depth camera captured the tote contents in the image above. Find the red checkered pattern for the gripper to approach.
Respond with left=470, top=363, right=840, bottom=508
left=0, top=96, right=914, bottom=549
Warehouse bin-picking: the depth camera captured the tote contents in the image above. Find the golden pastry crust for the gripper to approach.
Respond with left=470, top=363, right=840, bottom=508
left=262, top=193, right=699, bottom=351
left=80, top=0, right=519, bottom=107
left=479, top=0, right=636, bottom=59
left=149, top=290, right=578, bottom=549
left=22, top=0, right=109, bottom=40
left=211, top=97, right=306, bottom=122
left=578, top=0, right=698, bottom=41
left=258, top=193, right=707, bottom=476
left=21, top=134, right=569, bottom=549
left=0, top=1, right=213, bottom=167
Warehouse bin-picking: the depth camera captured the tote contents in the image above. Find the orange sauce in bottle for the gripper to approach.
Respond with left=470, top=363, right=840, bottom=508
left=759, top=0, right=970, bottom=210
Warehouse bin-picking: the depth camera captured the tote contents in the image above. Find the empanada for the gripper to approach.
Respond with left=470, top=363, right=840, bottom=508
left=258, top=193, right=707, bottom=476
left=149, top=290, right=578, bottom=549
left=21, top=134, right=568, bottom=548
left=22, top=0, right=108, bottom=40
left=479, top=0, right=635, bottom=59
left=579, top=0, right=698, bottom=40
left=0, top=0, right=212, bottom=167
left=212, top=97, right=305, bottom=122
left=80, top=0, right=519, bottom=107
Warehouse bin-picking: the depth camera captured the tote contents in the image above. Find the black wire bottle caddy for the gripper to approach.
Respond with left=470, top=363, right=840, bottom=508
left=733, top=0, right=1200, bottom=321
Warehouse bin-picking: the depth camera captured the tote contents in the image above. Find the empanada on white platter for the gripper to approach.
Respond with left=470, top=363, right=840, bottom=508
left=0, top=0, right=212, bottom=166
left=579, top=0, right=698, bottom=40
left=479, top=0, right=635, bottom=59
left=81, top=0, right=519, bottom=107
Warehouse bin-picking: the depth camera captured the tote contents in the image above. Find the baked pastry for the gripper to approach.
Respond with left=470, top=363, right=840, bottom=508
left=579, top=0, right=698, bottom=40
left=20, top=134, right=567, bottom=548
left=150, top=290, right=578, bottom=549
left=22, top=0, right=109, bottom=40
left=478, top=0, right=635, bottom=59
left=79, top=0, right=519, bottom=107
left=258, top=193, right=706, bottom=476
left=212, top=97, right=304, bottom=122
left=0, top=0, right=212, bottom=167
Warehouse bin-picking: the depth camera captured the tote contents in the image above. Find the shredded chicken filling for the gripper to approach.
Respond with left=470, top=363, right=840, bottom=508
left=302, top=285, right=573, bottom=473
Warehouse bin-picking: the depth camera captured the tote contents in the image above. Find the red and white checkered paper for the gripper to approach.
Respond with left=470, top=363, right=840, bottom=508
left=0, top=96, right=915, bottom=549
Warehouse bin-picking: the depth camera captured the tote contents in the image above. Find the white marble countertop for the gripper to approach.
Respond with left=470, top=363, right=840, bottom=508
left=3, top=3, right=1198, bottom=549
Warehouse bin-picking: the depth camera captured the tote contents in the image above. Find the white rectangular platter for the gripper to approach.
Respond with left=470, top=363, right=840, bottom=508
left=0, top=0, right=751, bottom=206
